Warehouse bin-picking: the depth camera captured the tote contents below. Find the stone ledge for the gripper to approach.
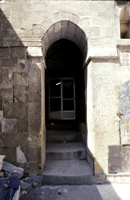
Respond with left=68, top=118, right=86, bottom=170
left=85, top=47, right=118, bottom=68
left=27, top=47, right=43, bottom=58
left=95, top=173, right=130, bottom=184
left=117, top=39, right=130, bottom=47
left=87, top=47, right=118, bottom=59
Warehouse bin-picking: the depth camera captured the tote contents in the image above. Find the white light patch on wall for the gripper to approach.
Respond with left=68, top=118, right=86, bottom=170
left=16, top=146, right=27, bottom=163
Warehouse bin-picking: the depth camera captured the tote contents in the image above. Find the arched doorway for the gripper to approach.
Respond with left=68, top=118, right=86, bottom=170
left=41, top=22, right=91, bottom=183
left=42, top=20, right=87, bottom=133
left=45, top=39, right=85, bottom=130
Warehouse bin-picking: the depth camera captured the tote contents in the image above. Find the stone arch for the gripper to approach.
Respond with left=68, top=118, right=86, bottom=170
left=120, top=2, right=130, bottom=38
left=42, top=20, right=88, bottom=65
left=41, top=20, right=88, bottom=169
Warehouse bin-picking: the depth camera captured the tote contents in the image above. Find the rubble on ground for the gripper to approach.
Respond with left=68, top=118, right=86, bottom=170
left=2, top=161, right=24, bottom=178
left=0, top=158, right=42, bottom=199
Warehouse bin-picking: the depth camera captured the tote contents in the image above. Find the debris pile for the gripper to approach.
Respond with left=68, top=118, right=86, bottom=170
left=0, top=155, right=34, bottom=200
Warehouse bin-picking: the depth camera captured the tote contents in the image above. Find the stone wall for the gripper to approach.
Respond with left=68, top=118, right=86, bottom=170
left=0, top=0, right=129, bottom=175
left=0, top=46, right=44, bottom=175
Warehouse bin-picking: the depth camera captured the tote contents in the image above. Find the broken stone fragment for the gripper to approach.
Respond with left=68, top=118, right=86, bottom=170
left=2, top=161, right=24, bottom=178
left=20, top=181, right=34, bottom=200
left=0, top=155, right=5, bottom=171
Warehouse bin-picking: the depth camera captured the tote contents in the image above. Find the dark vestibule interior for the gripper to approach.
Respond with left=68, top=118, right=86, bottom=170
left=45, top=39, right=86, bottom=130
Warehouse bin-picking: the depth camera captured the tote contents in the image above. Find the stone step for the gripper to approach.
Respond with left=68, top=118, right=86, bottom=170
left=46, top=142, right=86, bottom=160
left=47, top=123, right=77, bottom=130
left=42, top=160, right=95, bottom=185
left=46, top=130, right=81, bottom=143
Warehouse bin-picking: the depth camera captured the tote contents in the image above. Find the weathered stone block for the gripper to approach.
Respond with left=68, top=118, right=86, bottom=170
left=10, top=47, right=26, bottom=59
left=0, top=30, right=3, bottom=37
left=29, top=120, right=41, bottom=132
left=0, top=68, right=9, bottom=81
left=32, top=25, right=43, bottom=37
left=0, top=47, right=9, bottom=58
left=0, top=88, right=13, bottom=103
left=119, top=81, right=130, bottom=145
left=3, top=38, right=23, bottom=47
left=17, top=59, right=27, bottom=72
left=0, top=98, right=3, bottom=110
left=4, top=102, right=27, bottom=119
left=17, top=120, right=28, bottom=132
left=108, top=145, right=130, bottom=173
left=29, top=162, right=41, bottom=176
left=28, top=60, right=41, bottom=102
left=2, top=29, right=18, bottom=38
left=0, top=40, right=3, bottom=47
left=1, top=19, right=12, bottom=30
left=0, top=123, right=2, bottom=133
left=14, top=85, right=28, bottom=102
left=28, top=88, right=41, bottom=102
left=4, top=119, right=17, bottom=134
left=3, top=132, right=29, bottom=148
left=0, top=58, right=18, bottom=68
left=120, top=120, right=130, bottom=145
left=28, top=102, right=41, bottom=120
left=3, top=132, right=28, bottom=148
left=0, top=69, right=11, bottom=89
left=28, top=147, right=41, bottom=162
left=0, top=135, right=4, bottom=147
left=28, top=135, right=41, bottom=147
left=13, top=72, right=28, bottom=86
left=0, top=147, right=16, bottom=163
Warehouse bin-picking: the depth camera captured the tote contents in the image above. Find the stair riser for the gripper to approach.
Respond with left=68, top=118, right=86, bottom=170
left=42, top=175, right=94, bottom=185
left=47, top=135, right=81, bottom=143
left=46, top=151, right=86, bottom=160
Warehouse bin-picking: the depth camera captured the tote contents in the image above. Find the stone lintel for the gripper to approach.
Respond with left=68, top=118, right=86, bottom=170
left=84, top=47, right=118, bottom=68
left=27, top=47, right=43, bottom=58
left=117, top=39, right=130, bottom=47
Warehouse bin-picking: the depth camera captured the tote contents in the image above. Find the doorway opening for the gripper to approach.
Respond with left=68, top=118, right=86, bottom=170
left=45, top=39, right=85, bottom=131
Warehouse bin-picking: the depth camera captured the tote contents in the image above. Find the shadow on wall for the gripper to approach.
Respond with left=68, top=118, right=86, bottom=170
left=0, top=8, right=43, bottom=176
left=0, top=8, right=24, bottom=46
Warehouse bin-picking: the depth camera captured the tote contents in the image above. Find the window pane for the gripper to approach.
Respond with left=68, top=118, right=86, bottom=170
left=63, top=80, right=73, bottom=98
left=63, top=100, right=74, bottom=110
left=50, top=79, right=61, bottom=97
left=50, top=98, right=61, bottom=111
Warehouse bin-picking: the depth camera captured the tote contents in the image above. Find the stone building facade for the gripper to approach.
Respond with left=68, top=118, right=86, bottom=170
left=0, top=0, right=130, bottom=177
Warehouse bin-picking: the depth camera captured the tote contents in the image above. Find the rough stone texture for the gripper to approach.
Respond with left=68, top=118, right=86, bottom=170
left=14, top=85, right=28, bottom=102
left=0, top=0, right=130, bottom=176
left=119, top=81, right=130, bottom=145
left=0, top=147, right=16, bottom=163
left=0, top=155, right=5, bottom=171
left=20, top=180, right=34, bottom=200
left=108, top=145, right=130, bottom=174
left=4, top=103, right=27, bottom=119
left=3, top=118, right=17, bottom=133
left=2, top=161, right=24, bottom=178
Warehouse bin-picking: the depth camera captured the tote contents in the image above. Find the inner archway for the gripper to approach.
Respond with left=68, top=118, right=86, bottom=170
left=45, top=39, right=85, bottom=130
